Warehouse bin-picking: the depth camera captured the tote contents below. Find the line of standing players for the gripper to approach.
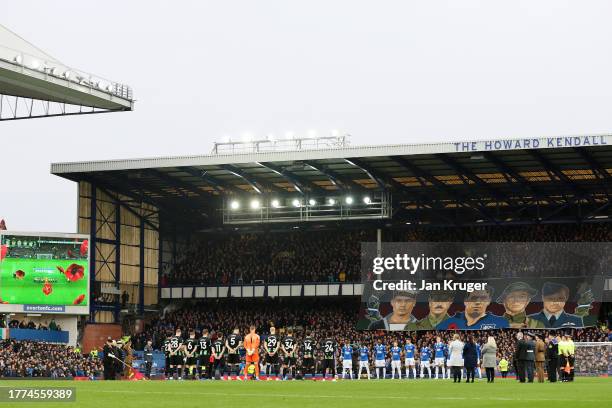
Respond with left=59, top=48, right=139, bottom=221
left=339, top=336, right=474, bottom=380
left=163, top=328, right=479, bottom=380
left=163, top=327, right=330, bottom=380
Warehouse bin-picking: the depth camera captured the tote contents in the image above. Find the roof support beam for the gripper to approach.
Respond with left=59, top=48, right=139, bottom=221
left=302, top=161, right=364, bottom=191
left=180, top=166, right=242, bottom=194
left=392, top=156, right=499, bottom=224
left=103, top=172, right=208, bottom=221
left=344, top=158, right=386, bottom=190
left=145, top=169, right=209, bottom=198
left=481, top=151, right=559, bottom=205
left=256, top=162, right=325, bottom=195
left=574, top=148, right=611, bottom=198
left=435, top=154, right=518, bottom=207
left=218, top=164, right=286, bottom=194
left=528, top=150, right=595, bottom=206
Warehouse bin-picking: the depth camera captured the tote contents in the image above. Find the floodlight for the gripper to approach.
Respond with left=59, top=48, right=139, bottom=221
left=230, top=200, right=240, bottom=210
left=327, top=198, right=336, bottom=205
left=345, top=196, right=354, bottom=205
left=271, top=199, right=280, bottom=208
left=250, top=199, right=260, bottom=210
left=363, top=196, right=371, bottom=204
left=292, top=199, right=301, bottom=207
left=308, top=199, right=316, bottom=206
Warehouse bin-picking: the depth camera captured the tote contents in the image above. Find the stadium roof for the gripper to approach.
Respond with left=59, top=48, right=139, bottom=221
left=51, top=134, right=612, bottom=229
left=0, top=24, right=133, bottom=120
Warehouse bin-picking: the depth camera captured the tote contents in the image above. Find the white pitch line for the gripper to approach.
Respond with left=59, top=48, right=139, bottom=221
left=88, top=389, right=611, bottom=403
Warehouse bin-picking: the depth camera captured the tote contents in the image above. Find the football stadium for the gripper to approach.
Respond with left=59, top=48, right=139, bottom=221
left=2, top=5, right=612, bottom=408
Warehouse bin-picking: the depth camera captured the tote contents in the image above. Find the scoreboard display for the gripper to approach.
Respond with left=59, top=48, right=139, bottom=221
left=0, top=232, right=90, bottom=315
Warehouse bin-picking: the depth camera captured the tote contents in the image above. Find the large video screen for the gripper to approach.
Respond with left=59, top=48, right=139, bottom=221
left=357, top=242, right=609, bottom=331
left=0, top=232, right=90, bottom=314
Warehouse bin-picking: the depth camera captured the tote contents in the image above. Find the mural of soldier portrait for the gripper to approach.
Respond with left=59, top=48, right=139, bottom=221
left=411, top=291, right=454, bottom=330
left=528, top=282, right=583, bottom=329
left=498, top=281, right=545, bottom=329
left=368, top=290, right=418, bottom=331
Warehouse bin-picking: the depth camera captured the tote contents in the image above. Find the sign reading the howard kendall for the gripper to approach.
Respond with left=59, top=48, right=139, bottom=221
left=453, top=135, right=607, bottom=152
left=358, top=242, right=609, bottom=331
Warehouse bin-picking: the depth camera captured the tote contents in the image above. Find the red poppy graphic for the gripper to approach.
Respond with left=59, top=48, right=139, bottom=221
left=43, top=280, right=53, bottom=296
left=80, top=240, right=88, bottom=257
left=14, top=270, right=25, bottom=280
left=0, top=297, right=8, bottom=304
left=448, top=323, right=458, bottom=330
left=73, top=294, right=86, bottom=305
left=57, top=264, right=85, bottom=282
left=0, top=245, right=7, bottom=261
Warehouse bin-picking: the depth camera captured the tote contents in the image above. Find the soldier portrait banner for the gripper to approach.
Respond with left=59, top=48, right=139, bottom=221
left=358, top=242, right=609, bottom=331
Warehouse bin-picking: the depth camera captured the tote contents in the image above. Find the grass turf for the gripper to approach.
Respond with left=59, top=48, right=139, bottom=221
left=0, top=258, right=88, bottom=306
left=0, top=377, right=611, bottom=408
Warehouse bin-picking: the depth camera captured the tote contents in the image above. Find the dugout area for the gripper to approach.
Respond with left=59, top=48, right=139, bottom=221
left=51, top=137, right=612, bottom=323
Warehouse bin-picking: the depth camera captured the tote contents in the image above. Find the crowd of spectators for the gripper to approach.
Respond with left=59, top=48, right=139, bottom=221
left=163, top=224, right=612, bottom=286
left=0, top=317, right=62, bottom=331
left=0, top=340, right=102, bottom=378
left=165, top=230, right=369, bottom=285
left=136, top=299, right=611, bottom=368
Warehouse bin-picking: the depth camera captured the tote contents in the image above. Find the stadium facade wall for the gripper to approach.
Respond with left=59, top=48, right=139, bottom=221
left=7, top=314, right=78, bottom=346
left=82, top=323, right=122, bottom=354
left=78, top=182, right=159, bottom=322
left=8, top=328, right=69, bottom=344
left=160, top=283, right=364, bottom=299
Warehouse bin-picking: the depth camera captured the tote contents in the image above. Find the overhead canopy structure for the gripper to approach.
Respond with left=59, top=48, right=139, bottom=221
left=0, top=23, right=133, bottom=120
left=50, top=134, right=612, bottom=321
left=52, top=134, right=612, bottom=230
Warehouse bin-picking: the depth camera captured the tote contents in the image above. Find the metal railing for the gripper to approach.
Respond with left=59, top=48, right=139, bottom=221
left=0, top=44, right=133, bottom=101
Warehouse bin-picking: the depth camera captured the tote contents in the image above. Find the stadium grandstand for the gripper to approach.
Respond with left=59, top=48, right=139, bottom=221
left=1, top=6, right=611, bottom=408
left=0, top=23, right=133, bottom=121
left=49, top=134, right=612, bottom=317
left=4, top=132, right=612, bottom=381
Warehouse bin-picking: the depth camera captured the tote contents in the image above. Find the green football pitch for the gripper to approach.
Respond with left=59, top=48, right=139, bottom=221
left=1, top=378, right=611, bottom=408
left=0, top=259, right=88, bottom=306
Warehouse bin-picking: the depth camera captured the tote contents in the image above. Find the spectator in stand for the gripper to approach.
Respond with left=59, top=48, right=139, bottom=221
left=0, top=340, right=102, bottom=378
left=162, top=224, right=612, bottom=286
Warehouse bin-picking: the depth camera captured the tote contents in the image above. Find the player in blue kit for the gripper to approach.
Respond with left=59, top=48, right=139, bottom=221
left=404, top=338, right=417, bottom=379
left=358, top=344, right=371, bottom=380
left=475, top=341, right=482, bottom=379
left=374, top=339, right=387, bottom=379
left=341, top=342, right=354, bottom=380
left=420, top=344, right=432, bottom=379
left=390, top=341, right=402, bottom=379
left=433, top=336, right=446, bottom=379
left=444, top=342, right=451, bottom=379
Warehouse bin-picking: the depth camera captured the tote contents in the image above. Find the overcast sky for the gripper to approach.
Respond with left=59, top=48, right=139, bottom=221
left=2, top=0, right=612, bottom=232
